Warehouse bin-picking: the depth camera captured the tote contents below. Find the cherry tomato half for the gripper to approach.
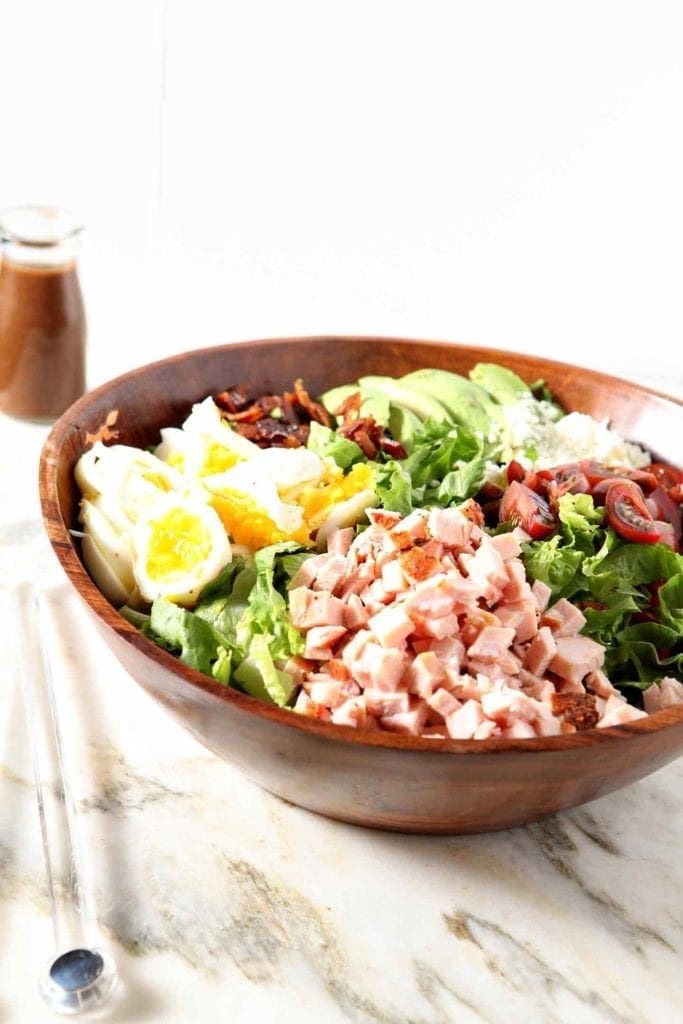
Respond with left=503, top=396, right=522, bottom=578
left=499, top=481, right=556, bottom=539
left=647, top=486, right=682, bottom=542
left=580, top=460, right=658, bottom=493
left=604, top=480, right=661, bottom=544
left=648, top=461, right=683, bottom=491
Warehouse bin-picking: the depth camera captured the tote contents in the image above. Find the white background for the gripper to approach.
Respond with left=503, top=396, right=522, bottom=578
left=2, top=0, right=682, bottom=392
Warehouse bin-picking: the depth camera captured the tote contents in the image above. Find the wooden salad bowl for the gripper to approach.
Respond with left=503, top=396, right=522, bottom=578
left=39, top=337, right=683, bottom=834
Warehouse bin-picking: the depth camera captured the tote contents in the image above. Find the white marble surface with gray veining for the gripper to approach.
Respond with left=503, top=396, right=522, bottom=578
left=1, top=411, right=682, bottom=1024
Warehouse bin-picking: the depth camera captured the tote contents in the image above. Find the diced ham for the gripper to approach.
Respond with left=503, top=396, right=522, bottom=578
left=368, top=603, right=415, bottom=649
left=393, top=509, right=429, bottom=539
left=327, top=527, right=354, bottom=556
left=415, top=612, right=460, bottom=640
left=598, top=702, right=648, bottom=728
left=357, top=586, right=385, bottom=615
left=549, top=636, right=605, bottom=686
left=643, top=676, right=683, bottom=713
left=290, top=554, right=326, bottom=589
left=294, top=691, right=332, bottom=720
left=308, top=678, right=343, bottom=707
left=347, top=639, right=407, bottom=691
left=343, top=593, right=369, bottom=630
left=381, top=559, right=408, bottom=594
left=289, top=587, right=347, bottom=629
left=331, top=696, right=368, bottom=728
left=311, top=554, right=350, bottom=595
left=531, top=579, right=552, bottom=613
left=380, top=700, right=429, bottom=736
left=364, top=688, right=411, bottom=717
left=542, top=598, right=587, bottom=637
left=467, top=626, right=516, bottom=661
left=585, top=669, right=621, bottom=700
left=282, top=655, right=314, bottom=686
left=495, top=599, right=538, bottom=643
left=338, top=561, right=375, bottom=600
left=428, top=636, right=465, bottom=674
left=365, top=578, right=394, bottom=605
left=427, top=507, right=472, bottom=548
left=488, top=531, right=522, bottom=561
left=474, top=719, right=502, bottom=739
left=367, top=508, right=402, bottom=529
left=446, top=699, right=486, bottom=739
left=399, top=546, right=441, bottom=582
left=502, top=560, right=533, bottom=603
left=523, top=627, right=558, bottom=677
left=407, top=651, right=447, bottom=698
left=404, top=574, right=462, bottom=618
left=290, top=511, right=658, bottom=741
left=427, top=687, right=462, bottom=720
left=304, top=625, right=347, bottom=660
left=481, top=687, right=536, bottom=725
left=502, top=720, right=537, bottom=739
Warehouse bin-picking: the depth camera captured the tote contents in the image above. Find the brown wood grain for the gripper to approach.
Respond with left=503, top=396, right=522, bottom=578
left=39, top=336, right=683, bottom=833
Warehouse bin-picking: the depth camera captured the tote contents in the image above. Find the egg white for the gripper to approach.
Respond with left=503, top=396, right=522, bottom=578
left=132, top=493, right=232, bottom=607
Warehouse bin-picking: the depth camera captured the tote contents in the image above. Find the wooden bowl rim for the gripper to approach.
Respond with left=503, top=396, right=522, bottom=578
left=39, top=335, right=683, bottom=755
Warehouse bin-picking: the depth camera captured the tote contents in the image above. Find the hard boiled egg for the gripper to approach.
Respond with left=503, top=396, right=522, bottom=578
left=204, top=447, right=376, bottom=550
left=132, top=493, right=232, bottom=606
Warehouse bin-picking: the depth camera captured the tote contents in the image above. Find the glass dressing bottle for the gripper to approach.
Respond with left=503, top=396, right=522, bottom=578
left=0, top=205, right=86, bottom=421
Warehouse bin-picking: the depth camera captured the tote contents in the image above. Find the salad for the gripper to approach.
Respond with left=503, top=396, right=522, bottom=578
left=73, top=362, right=683, bottom=739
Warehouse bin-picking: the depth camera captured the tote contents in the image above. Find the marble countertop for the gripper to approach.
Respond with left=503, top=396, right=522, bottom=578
left=1, top=406, right=682, bottom=1024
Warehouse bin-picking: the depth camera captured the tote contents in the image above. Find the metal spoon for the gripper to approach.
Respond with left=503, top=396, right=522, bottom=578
left=11, top=576, right=117, bottom=1014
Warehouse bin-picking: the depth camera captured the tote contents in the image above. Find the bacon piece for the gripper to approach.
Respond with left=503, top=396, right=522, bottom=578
left=290, top=378, right=332, bottom=426
left=214, top=384, right=252, bottom=413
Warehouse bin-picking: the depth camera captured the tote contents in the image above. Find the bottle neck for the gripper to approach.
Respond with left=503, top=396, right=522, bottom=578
left=0, top=205, right=83, bottom=269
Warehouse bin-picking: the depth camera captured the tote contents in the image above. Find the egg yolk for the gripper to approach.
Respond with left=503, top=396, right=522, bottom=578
left=140, top=470, right=174, bottom=491
left=167, top=442, right=241, bottom=477
left=145, top=508, right=213, bottom=581
left=209, top=462, right=375, bottom=550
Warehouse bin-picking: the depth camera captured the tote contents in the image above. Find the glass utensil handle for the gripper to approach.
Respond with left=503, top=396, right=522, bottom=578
left=14, top=582, right=116, bottom=1013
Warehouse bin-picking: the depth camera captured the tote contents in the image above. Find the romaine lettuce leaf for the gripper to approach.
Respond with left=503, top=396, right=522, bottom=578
left=306, top=422, right=364, bottom=470
left=233, top=633, right=295, bottom=706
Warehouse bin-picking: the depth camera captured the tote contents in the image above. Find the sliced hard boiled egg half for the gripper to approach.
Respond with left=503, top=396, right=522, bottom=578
left=132, top=493, right=232, bottom=607
left=75, top=442, right=185, bottom=525
left=79, top=499, right=137, bottom=606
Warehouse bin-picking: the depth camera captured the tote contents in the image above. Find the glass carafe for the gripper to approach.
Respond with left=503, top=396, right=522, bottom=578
left=0, top=205, right=86, bottom=421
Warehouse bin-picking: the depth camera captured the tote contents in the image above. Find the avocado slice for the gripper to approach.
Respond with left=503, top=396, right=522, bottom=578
left=320, top=383, right=392, bottom=426
left=399, top=368, right=493, bottom=435
left=320, top=384, right=359, bottom=417
left=358, top=375, right=451, bottom=424
left=469, top=362, right=531, bottom=405
left=388, top=403, right=423, bottom=451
